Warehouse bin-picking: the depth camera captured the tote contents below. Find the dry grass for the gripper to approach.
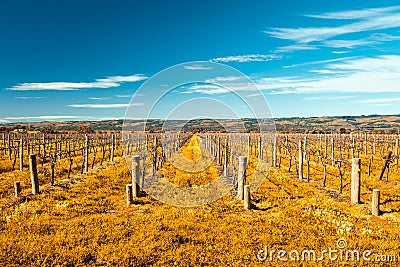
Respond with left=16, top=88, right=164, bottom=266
left=158, top=135, right=219, bottom=187
left=0, top=137, right=399, bottom=266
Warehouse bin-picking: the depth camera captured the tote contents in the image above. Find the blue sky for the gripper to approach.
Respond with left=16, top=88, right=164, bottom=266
left=1, top=0, right=400, bottom=123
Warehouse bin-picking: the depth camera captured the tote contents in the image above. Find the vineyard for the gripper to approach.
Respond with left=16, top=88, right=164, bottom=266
left=0, top=131, right=400, bottom=266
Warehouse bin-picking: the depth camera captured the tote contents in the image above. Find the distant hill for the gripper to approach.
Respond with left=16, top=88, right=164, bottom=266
left=1, top=114, right=400, bottom=133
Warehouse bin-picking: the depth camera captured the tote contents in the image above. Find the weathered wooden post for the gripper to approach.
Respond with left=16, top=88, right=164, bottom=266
left=14, top=181, right=21, bottom=198
left=217, top=137, right=221, bottom=165
left=2, top=133, right=5, bottom=156
left=371, top=189, right=380, bottom=216
left=367, top=159, right=371, bottom=176
left=331, top=137, right=335, bottom=166
left=223, top=138, right=228, bottom=177
left=132, top=156, right=141, bottom=198
left=51, top=158, right=55, bottom=186
left=126, top=184, right=133, bottom=205
left=272, top=137, right=277, bottom=167
left=244, top=185, right=251, bottom=210
left=247, top=135, right=251, bottom=155
left=42, top=134, right=46, bottom=157
left=298, top=140, right=303, bottom=180
left=7, top=134, right=11, bottom=160
left=152, top=136, right=157, bottom=176
left=351, top=158, right=361, bottom=204
left=110, top=134, right=115, bottom=162
left=395, top=138, right=398, bottom=165
left=19, top=138, right=24, bottom=170
left=237, top=156, right=247, bottom=200
left=84, top=134, right=89, bottom=173
left=364, top=133, right=368, bottom=156
left=29, top=154, right=39, bottom=195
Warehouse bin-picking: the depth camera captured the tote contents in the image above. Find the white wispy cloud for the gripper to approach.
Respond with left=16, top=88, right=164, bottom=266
left=9, top=82, right=117, bottom=91
left=256, top=55, right=400, bottom=94
left=7, top=74, right=147, bottom=91
left=267, top=15, right=400, bottom=44
left=304, top=96, right=354, bottom=101
left=97, top=75, right=147, bottom=83
left=358, top=98, right=400, bottom=104
left=321, top=33, right=400, bottom=49
left=13, top=96, right=45, bottom=99
left=4, top=115, right=84, bottom=120
left=370, top=103, right=392, bottom=107
left=268, top=89, right=299, bottom=95
left=265, top=5, right=400, bottom=50
left=167, top=54, right=400, bottom=95
left=210, top=54, right=280, bottom=63
left=309, top=69, right=341, bottom=74
left=283, top=56, right=359, bottom=68
left=68, top=103, right=143, bottom=108
left=205, top=76, right=243, bottom=83
left=275, top=44, right=318, bottom=53
left=3, top=115, right=126, bottom=121
left=89, top=97, right=111, bottom=100
left=116, top=94, right=132, bottom=98
left=322, top=39, right=378, bottom=48
left=370, top=33, right=400, bottom=41
left=332, top=51, right=351, bottom=54
left=246, top=93, right=262, bottom=98
left=306, top=6, right=400, bottom=20
left=184, top=64, right=212, bottom=70
left=185, top=85, right=229, bottom=95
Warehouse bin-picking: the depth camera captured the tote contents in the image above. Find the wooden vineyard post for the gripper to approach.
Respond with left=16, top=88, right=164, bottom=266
left=272, top=137, right=277, bottom=168
left=132, top=156, right=141, bottom=198
left=379, top=151, right=392, bottom=181
left=2, top=133, right=5, bottom=156
left=217, top=137, right=221, bottom=165
left=42, top=134, right=46, bottom=166
left=141, top=158, right=146, bottom=189
left=29, top=154, right=39, bottom=195
left=51, top=157, right=55, bottom=186
left=19, top=138, right=24, bottom=170
left=395, top=138, right=398, bottom=165
left=351, top=158, right=361, bottom=204
left=84, top=134, right=89, bottom=173
left=110, top=134, right=115, bottom=162
left=237, top=156, right=247, bottom=200
left=223, top=138, right=228, bottom=177
left=363, top=133, right=367, bottom=156
left=331, top=137, right=335, bottom=166
left=152, top=137, right=157, bottom=176
left=368, top=159, right=371, bottom=176
left=322, top=164, right=327, bottom=187
left=371, top=189, right=380, bottom=216
left=8, top=134, right=11, bottom=160
left=14, top=181, right=21, bottom=198
left=247, top=136, right=251, bottom=155
left=126, top=184, right=133, bottom=205
left=244, top=185, right=251, bottom=210
left=298, top=140, right=303, bottom=180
